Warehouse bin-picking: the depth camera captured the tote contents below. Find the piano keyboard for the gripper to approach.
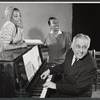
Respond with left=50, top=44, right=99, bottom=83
left=39, top=75, right=53, bottom=98
left=32, top=75, right=53, bottom=98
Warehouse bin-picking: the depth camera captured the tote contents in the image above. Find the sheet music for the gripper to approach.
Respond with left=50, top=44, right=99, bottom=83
left=23, top=51, right=35, bottom=81
left=23, top=46, right=42, bottom=81
left=30, top=46, right=42, bottom=70
left=24, top=39, right=43, bottom=45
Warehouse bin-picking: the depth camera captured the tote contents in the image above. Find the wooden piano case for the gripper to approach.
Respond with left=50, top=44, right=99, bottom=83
left=0, top=45, right=46, bottom=97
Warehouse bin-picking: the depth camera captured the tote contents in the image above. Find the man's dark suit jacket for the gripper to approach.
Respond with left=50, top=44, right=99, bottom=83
left=49, top=48, right=97, bottom=96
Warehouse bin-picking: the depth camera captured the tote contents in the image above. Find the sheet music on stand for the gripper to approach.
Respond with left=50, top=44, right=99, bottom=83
left=24, top=39, right=43, bottom=45
left=23, top=50, right=35, bottom=82
left=23, top=46, right=42, bottom=82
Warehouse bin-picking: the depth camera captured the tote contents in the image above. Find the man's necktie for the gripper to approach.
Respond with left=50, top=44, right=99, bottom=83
left=71, top=56, right=78, bottom=66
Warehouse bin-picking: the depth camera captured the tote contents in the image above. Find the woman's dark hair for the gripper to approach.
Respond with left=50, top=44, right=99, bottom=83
left=48, top=17, right=57, bottom=26
left=13, top=8, right=20, bottom=11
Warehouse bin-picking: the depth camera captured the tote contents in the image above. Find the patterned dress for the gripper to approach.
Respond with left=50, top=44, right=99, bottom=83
left=0, top=20, right=24, bottom=51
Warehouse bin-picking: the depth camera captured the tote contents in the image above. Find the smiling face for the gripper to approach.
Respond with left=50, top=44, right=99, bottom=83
left=72, top=38, right=89, bottom=59
left=11, top=9, right=22, bottom=23
left=50, top=19, right=59, bottom=32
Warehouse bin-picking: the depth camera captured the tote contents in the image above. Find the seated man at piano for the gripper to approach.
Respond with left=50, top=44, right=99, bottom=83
left=41, top=33, right=97, bottom=98
left=0, top=6, right=27, bottom=51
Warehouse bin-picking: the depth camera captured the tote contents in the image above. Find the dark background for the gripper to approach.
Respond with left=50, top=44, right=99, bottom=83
left=72, top=4, right=100, bottom=51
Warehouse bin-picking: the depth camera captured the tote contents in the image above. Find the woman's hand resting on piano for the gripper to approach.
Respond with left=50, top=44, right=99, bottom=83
left=41, top=69, right=50, bottom=80
left=43, top=81, right=56, bottom=89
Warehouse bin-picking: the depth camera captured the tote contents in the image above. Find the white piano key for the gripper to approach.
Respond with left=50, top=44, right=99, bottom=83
left=39, top=75, right=52, bottom=98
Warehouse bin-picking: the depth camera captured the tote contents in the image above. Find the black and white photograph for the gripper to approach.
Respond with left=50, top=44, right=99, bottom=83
left=0, top=2, right=100, bottom=99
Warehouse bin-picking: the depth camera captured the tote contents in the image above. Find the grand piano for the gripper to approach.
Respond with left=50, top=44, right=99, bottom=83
left=0, top=45, right=54, bottom=98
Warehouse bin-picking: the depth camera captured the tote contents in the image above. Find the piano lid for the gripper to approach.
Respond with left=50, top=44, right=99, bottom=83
left=0, top=46, right=33, bottom=62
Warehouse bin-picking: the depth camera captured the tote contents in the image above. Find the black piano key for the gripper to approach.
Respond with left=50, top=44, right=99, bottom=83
left=33, top=90, right=42, bottom=94
left=34, top=86, right=43, bottom=89
left=32, top=93, right=40, bottom=96
left=31, top=78, right=46, bottom=97
left=32, top=95, right=39, bottom=98
left=34, top=89, right=42, bottom=92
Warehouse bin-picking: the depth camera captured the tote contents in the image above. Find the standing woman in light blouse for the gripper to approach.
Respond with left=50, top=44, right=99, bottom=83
left=0, top=6, right=27, bottom=51
left=44, top=17, right=71, bottom=65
